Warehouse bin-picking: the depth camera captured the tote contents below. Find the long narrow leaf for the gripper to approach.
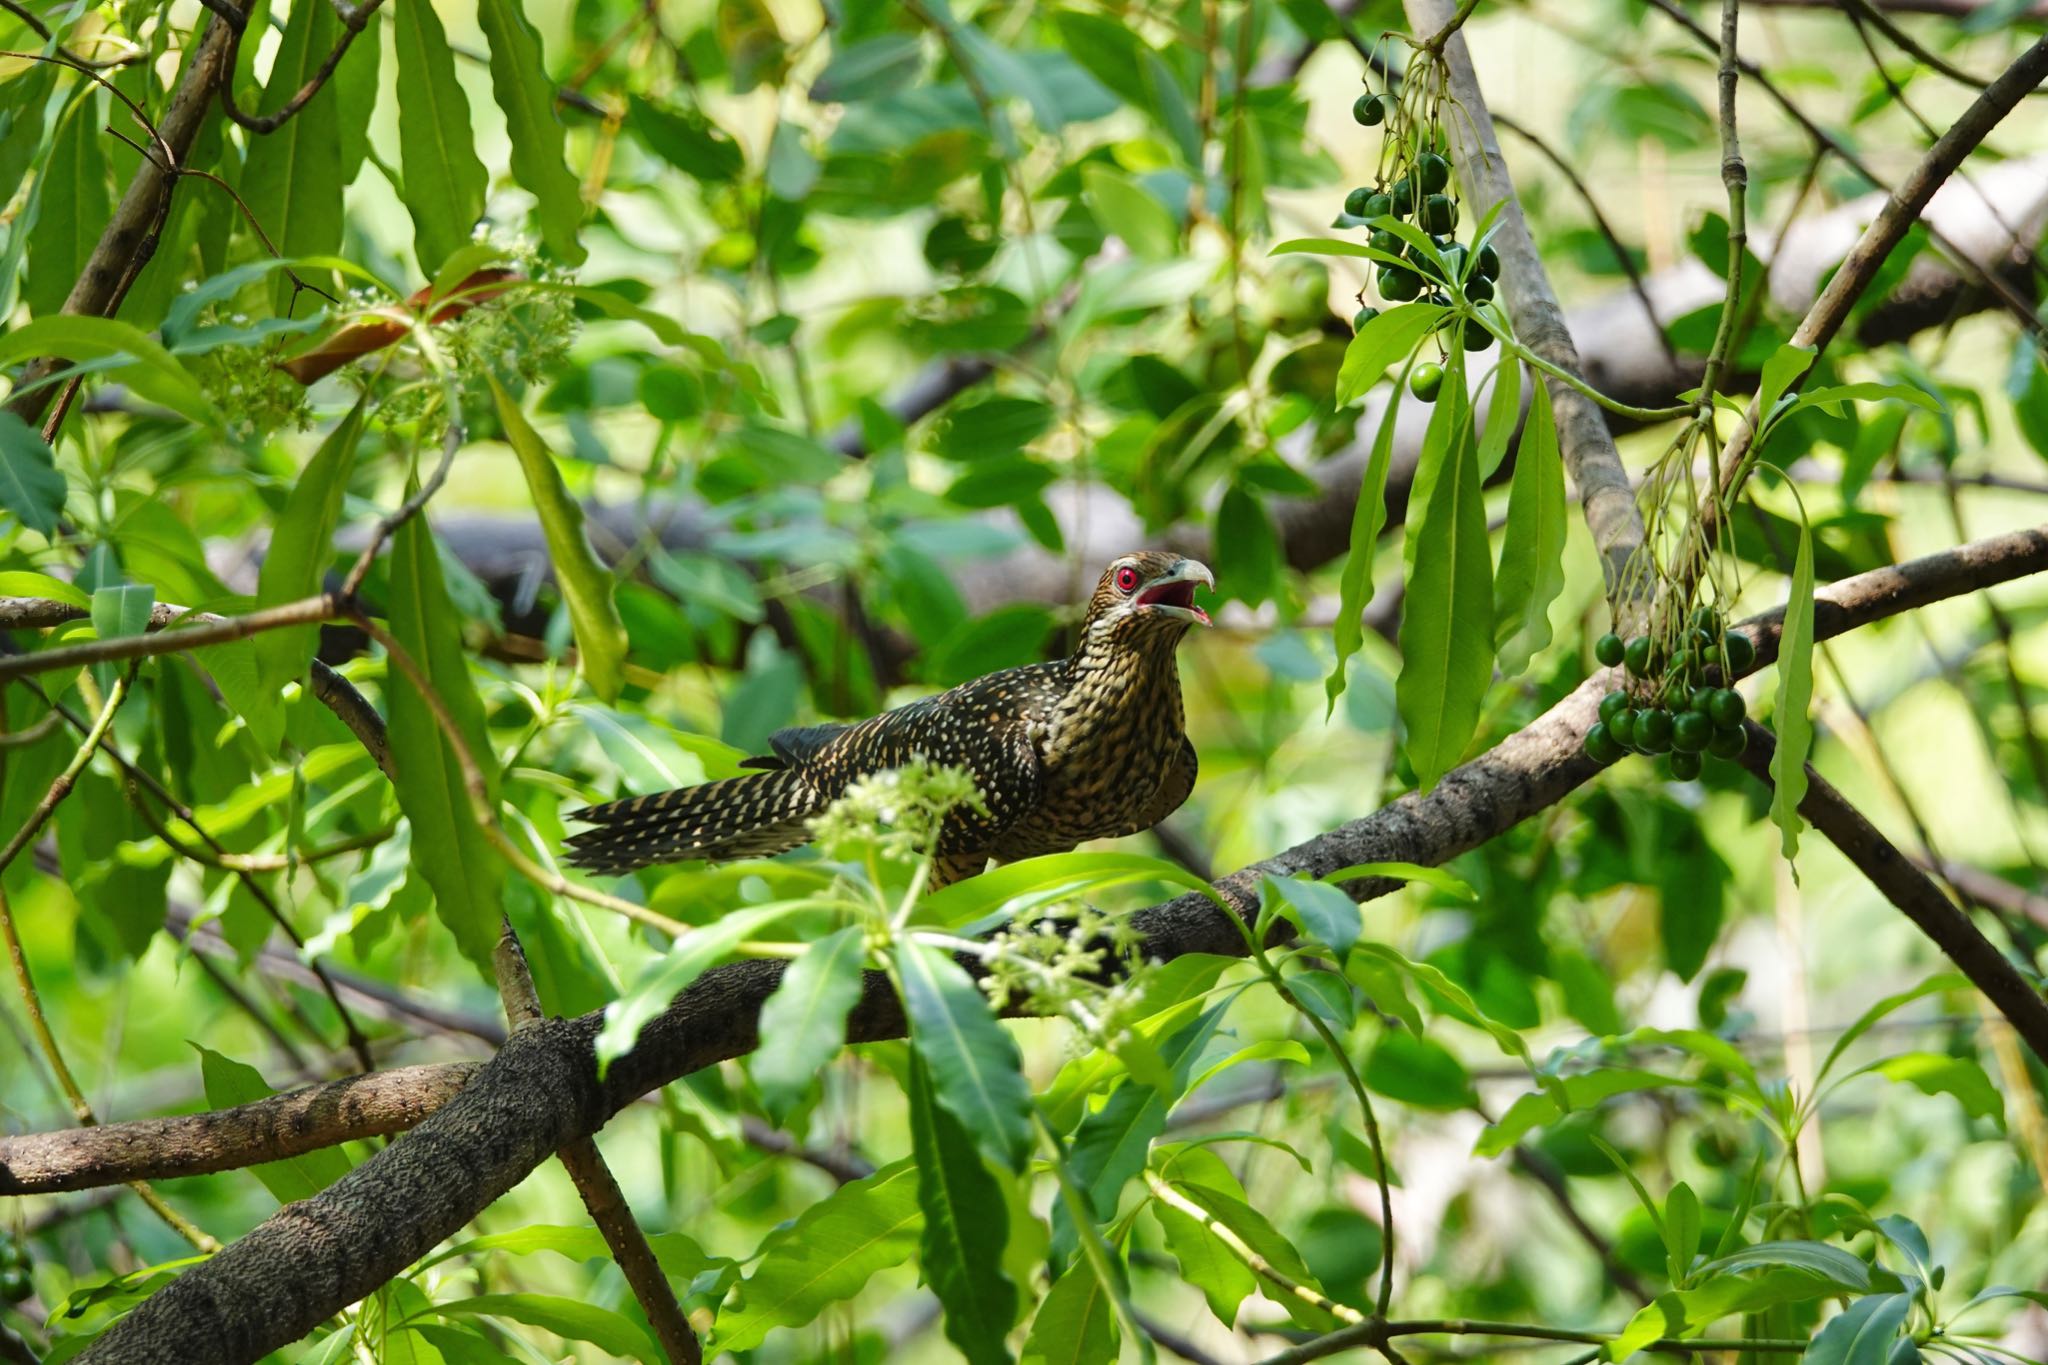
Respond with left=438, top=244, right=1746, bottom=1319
left=1325, top=389, right=1404, bottom=715
left=1769, top=518, right=1816, bottom=865
left=1493, top=375, right=1566, bottom=676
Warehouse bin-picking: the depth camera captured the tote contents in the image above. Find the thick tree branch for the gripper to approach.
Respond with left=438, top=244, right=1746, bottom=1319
left=25, top=524, right=2046, bottom=1363
left=1733, top=724, right=2048, bottom=1062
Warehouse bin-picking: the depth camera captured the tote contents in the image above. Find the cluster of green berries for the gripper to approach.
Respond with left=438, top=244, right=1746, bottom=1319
left=1343, top=92, right=1504, bottom=406
left=1582, top=607, right=1758, bottom=780
left=0, top=1238, right=29, bottom=1303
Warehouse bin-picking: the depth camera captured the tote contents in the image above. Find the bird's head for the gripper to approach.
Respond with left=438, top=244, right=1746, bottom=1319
left=1079, top=552, right=1215, bottom=652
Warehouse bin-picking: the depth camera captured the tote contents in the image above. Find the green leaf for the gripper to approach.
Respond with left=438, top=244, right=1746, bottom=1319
left=1262, top=874, right=1361, bottom=953
left=1474, top=1069, right=1689, bottom=1156
left=596, top=899, right=807, bottom=1070
left=334, top=9, right=380, bottom=182
left=1816, top=974, right=1964, bottom=1086
left=195, top=1045, right=352, bottom=1204
left=1081, top=163, right=1178, bottom=261
left=1696, top=1240, right=1872, bottom=1292
left=754, top=923, right=867, bottom=1123
left=1151, top=1196, right=1257, bottom=1327
left=931, top=395, right=1056, bottom=462
left=1803, top=1292, right=1911, bottom=1365
left=488, top=377, right=626, bottom=700
left=0, top=315, right=213, bottom=424
left=0, top=411, right=68, bottom=535
left=476, top=0, right=586, bottom=264
left=425, top=1224, right=714, bottom=1278
left=812, top=33, right=925, bottom=102
left=1474, top=353, right=1522, bottom=480
left=1769, top=516, right=1816, bottom=864
left=1320, top=861, right=1478, bottom=901
left=1325, top=392, right=1402, bottom=714
left=1664, top=1180, right=1702, bottom=1283
left=1171, top=1180, right=1336, bottom=1330
left=1860, top=1051, right=2003, bottom=1124
left=0, top=571, right=87, bottom=608
left=392, top=0, right=488, bottom=271
left=1336, top=303, right=1447, bottom=406
left=917, top=849, right=1221, bottom=931
left=239, top=0, right=345, bottom=315
left=1492, top=376, right=1566, bottom=676
left=908, top=1052, right=1018, bottom=1364
left=1398, top=349, right=1494, bottom=791
left=89, top=582, right=153, bottom=699
left=386, top=512, right=503, bottom=971
left=1783, top=382, right=1943, bottom=420
left=26, top=91, right=110, bottom=318
left=629, top=95, right=744, bottom=182
left=710, top=1162, right=922, bottom=1353
left=1753, top=341, right=1818, bottom=442
left=1021, top=1259, right=1120, bottom=1365
left=421, top=1293, right=657, bottom=1362
left=1365, top=1030, right=1476, bottom=1110
left=254, top=397, right=366, bottom=699
left=899, top=939, right=1033, bottom=1172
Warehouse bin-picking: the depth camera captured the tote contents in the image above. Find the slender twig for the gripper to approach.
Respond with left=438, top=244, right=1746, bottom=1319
left=1693, top=0, right=1748, bottom=429
left=339, top=419, right=465, bottom=598
left=0, top=594, right=340, bottom=683
left=1255, top=1318, right=1809, bottom=1365
left=218, top=0, right=384, bottom=133
left=0, top=672, right=128, bottom=876
left=1421, top=0, right=1482, bottom=51
left=1146, top=1170, right=1366, bottom=1326
left=1842, top=0, right=2048, bottom=95
left=0, top=0, right=143, bottom=65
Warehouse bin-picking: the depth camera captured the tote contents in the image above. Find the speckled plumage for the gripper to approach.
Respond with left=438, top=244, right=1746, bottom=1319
left=565, top=552, right=1212, bottom=887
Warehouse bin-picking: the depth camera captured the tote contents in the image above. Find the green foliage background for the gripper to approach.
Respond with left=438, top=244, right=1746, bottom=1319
left=1, top=0, right=2047, bottom=1361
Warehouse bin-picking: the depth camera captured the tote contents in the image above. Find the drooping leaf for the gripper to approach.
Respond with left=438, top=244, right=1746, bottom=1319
left=1020, top=1259, right=1120, bottom=1365
left=1492, top=375, right=1566, bottom=676
left=908, top=1052, right=1018, bottom=1364
left=0, top=315, right=214, bottom=423
left=1752, top=341, right=1819, bottom=441
left=899, top=939, right=1033, bottom=1172
left=254, top=397, right=366, bottom=699
left=1262, top=874, right=1362, bottom=954
left=238, top=0, right=345, bottom=315
left=476, top=0, right=586, bottom=264
left=386, top=510, right=502, bottom=971
left=1326, top=393, right=1402, bottom=714
left=1335, top=303, right=1446, bottom=406
left=422, top=1294, right=657, bottom=1362
left=754, top=923, right=867, bottom=1122
left=0, top=411, right=69, bottom=535
left=1364, top=1030, right=1477, bottom=1110
left=195, top=1045, right=353, bottom=1204
left=1398, top=349, right=1494, bottom=790
left=709, top=1162, right=922, bottom=1353
left=488, top=376, right=626, bottom=700
left=1860, top=1052, right=2004, bottom=1124
left=1695, top=1240, right=1873, bottom=1291
left=1803, top=1292, right=1912, bottom=1365
left=595, top=900, right=806, bottom=1070
left=26, top=89, right=110, bottom=318
left=392, top=0, right=489, bottom=271
left=1768, top=516, right=1816, bottom=864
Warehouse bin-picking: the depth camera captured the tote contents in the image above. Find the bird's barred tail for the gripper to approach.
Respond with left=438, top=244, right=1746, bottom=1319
left=563, top=769, right=819, bottom=876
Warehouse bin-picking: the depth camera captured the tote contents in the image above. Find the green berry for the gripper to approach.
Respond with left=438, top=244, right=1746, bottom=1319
left=1354, top=93, right=1386, bottom=126
left=1707, top=688, right=1746, bottom=727
left=1668, top=750, right=1703, bottom=781
left=1369, top=228, right=1402, bottom=257
left=1599, top=688, right=1630, bottom=724
left=1391, top=178, right=1416, bottom=216
left=1689, top=685, right=1717, bottom=714
left=1636, top=709, right=1674, bottom=753
left=1708, top=724, right=1748, bottom=759
left=1672, top=711, right=1713, bottom=753
left=1724, top=631, right=1756, bottom=673
left=1379, top=265, right=1422, bottom=301
left=1421, top=193, right=1456, bottom=234
left=1691, top=605, right=1721, bottom=634
left=1410, top=362, right=1444, bottom=402
left=1352, top=306, right=1380, bottom=331
left=1584, top=722, right=1624, bottom=765
left=1344, top=186, right=1374, bottom=218
left=1662, top=677, right=1691, bottom=711
left=1416, top=151, right=1451, bottom=193
left=1440, top=242, right=1469, bottom=279
left=1608, top=709, right=1637, bottom=748
left=1462, top=318, right=1490, bottom=351
left=1595, top=633, right=1626, bottom=668
left=0, top=1266, right=27, bottom=1303
left=1476, top=242, right=1501, bottom=278
left=1466, top=274, right=1495, bottom=303
left=1364, top=191, right=1393, bottom=219
left=1623, top=636, right=1654, bottom=678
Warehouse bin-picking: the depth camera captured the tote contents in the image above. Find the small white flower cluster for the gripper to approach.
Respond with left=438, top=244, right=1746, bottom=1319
left=806, top=761, right=986, bottom=865
left=977, top=903, right=1148, bottom=1034
left=186, top=307, right=313, bottom=440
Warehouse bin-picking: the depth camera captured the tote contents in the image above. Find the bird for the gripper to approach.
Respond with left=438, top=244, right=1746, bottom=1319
left=564, top=551, right=1214, bottom=889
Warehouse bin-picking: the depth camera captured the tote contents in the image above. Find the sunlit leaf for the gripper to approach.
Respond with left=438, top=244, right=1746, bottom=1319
left=1769, top=516, right=1816, bottom=864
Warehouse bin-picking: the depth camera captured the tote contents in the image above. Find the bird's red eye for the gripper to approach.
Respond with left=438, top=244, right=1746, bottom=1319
left=1115, top=566, right=1139, bottom=593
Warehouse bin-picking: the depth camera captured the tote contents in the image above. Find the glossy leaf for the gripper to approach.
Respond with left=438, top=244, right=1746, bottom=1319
left=899, top=939, right=1032, bottom=1171
left=1398, top=348, right=1494, bottom=791
left=476, top=0, right=586, bottom=264
left=595, top=900, right=808, bottom=1069
left=0, top=315, right=213, bottom=424
left=1335, top=303, right=1447, bottom=406
left=1769, top=516, right=1816, bottom=864
left=754, top=923, right=867, bottom=1122
left=392, top=0, right=488, bottom=270
left=26, top=91, right=109, bottom=318
left=1020, top=1259, right=1119, bottom=1365
left=1803, top=1292, right=1911, bottom=1365
left=908, top=1053, right=1018, bottom=1363
left=1262, top=874, right=1362, bottom=953
left=386, top=511, right=502, bottom=971
left=1325, top=389, right=1403, bottom=715
left=1492, top=375, right=1566, bottom=676
left=710, top=1162, right=922, bottom=1353
left=489, top=377, right=627, bottom=700
left=239, top=0, right=345, bottom=315
left=0, top=411, right=68, bottom=535
left=422, top=1293, right=657, bottom=1361
left=254, top=397, right=366, bottom=699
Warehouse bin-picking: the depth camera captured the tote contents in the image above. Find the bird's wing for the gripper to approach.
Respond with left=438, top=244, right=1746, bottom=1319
left=1111, top=736, right=1198, bottom=839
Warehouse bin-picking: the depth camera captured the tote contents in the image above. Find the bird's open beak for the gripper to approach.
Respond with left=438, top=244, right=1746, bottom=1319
left=1135, top=559, right=1214, bottom=626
